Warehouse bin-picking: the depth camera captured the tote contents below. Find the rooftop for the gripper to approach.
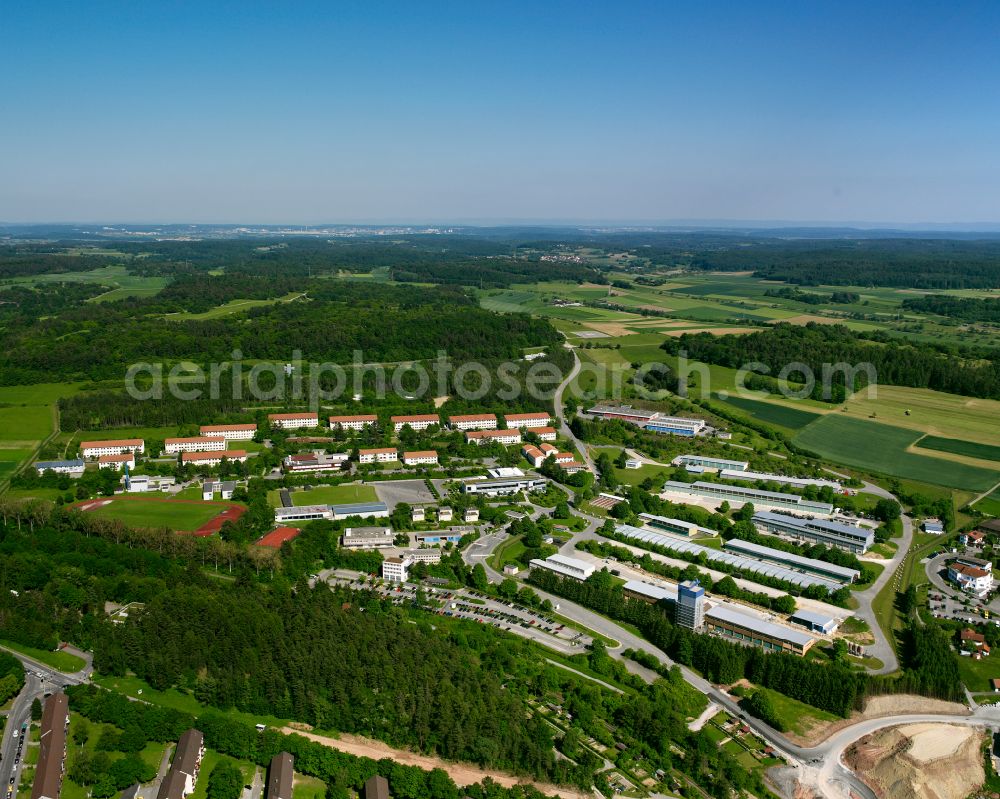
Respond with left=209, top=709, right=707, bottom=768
left=706, top=604, right=815, bottom=648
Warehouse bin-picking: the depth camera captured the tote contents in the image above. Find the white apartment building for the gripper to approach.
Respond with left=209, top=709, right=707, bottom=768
left=382, top=556, right=412, bottom=582
left=466, top=429, right=522, bottom=446
left=199, top=424, right=257, bottom=440
left=165, top=436, right=226, bottom=454
left=359, top=448, right=399, bottom=464
left=80, top=439, right=145, bottom=458
left=98, top=453, right=135, bottom=470
left=533, top=426, right=558, bottom=442
left=268, top=413, right=319, bottom=430
left=448, top=414, right=497, bottom=431
left=328, top=414, right=378, bottom=430
left=551, top=452, right=574, bottom=464
left=402, top=450, right=438, bottom=465
left=522, top=445, right=545, bottom=468
left=504, top=412, right=551, bottom=429
left=180, top=450, right=248, bottom=466
left=391, top=414, right=439, bottom=432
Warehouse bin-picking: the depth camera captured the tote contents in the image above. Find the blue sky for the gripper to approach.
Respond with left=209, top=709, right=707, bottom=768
left=2, top=1, right=998, bottom=224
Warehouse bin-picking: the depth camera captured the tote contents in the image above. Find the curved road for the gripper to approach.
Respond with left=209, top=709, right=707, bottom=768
left=553, top=346, right=596, bottom=474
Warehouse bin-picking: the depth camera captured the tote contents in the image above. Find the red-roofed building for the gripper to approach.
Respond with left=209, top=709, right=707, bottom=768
left=328, top=414, right=378, bottom=430
left=98, top=453, right=135, bottom=470
left=80, top=438, right=144, bottom=458
left=165, top=436, right=226, bottom=454
left=402, top=450, right=438, bottom=465
left=391, top=414, right=439, bottom=432
left=199, top=424, right=257, bottom=440
left=465, top=429, right=521, bottom=446
left=533, top=426, right=558, bottom=442
left=256, top=527, right=302, bottom=548
left=180, top=450, right=248, bottom=466
left=268, top=413, right=319, bottom=430
left=522, top=445, right=545, bottom=468
left=448, top=413, right=497, bottom=431
left=359, top=447, right=398, bottom=464
left=504, top=412, right=551, bottom=429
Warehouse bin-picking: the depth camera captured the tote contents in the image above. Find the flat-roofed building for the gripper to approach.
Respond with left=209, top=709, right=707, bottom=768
left=623, top=579, right=678, bottom=605
left=156, top=729, right=204, bottom=799
left=533, top=426, right=558, bottom=442
left=31, top=692, right=69, bottom=799
left=529, top=553, right=595, bottom=581
left=789, top=609, right=840, bottom=635
left=464, top=507, right=479, bottom=523
left=461, top=474, right=546, bottom=496
left=165, top=436, right=226, bottom=454
left=638, top=513, right=717, bottom=538
left=98, top=453, right=135, bottom=470
left=341, top=526, right=394, bottom=549
left=661, top=481, right=834, bottom=516
left=268, top=413, right=319, bottom=429
left=359, top=448, right=398, bottom=464
left=587, top=404, right=660, bottom=424
left=676, top=580, right=705, bottom=630
left=328, top=415, right=378, bottom=431
left=199, top=424, right=257, bottom=440
left=382, top=556, right=411, bottom=582
left=725, top=537, right=861, bottom=582
left=283, top=452, right=349, bottom=472
left=504, top=412, right=551, bottom=429
left=274, top=505, right=333, bottom=522
left=180, top=450, right=248, bottom=466
left=330, top=501, right=390, bottom=520
left=438, top=506, right=453, bottom=522
left=402, top=450, right=438, bottom=465
left=448, top=413, right=497, bottom=431
left=403, top=548, right=441, bottom=563
left=266, top=753, right=294, bottom=799
left=411, top=506, right=425, bottom=522
left=719, top=469, right=841, bottom=491
left=35, top=459, right=85, bottom=477
left=672, top=454, right=748, bottom=472
left=752, top=511, right=873, bottom=554
left=80, top=439, right=144, bottom=459
left=414, top=530, right=464, bottom=545
left=644, top=416, right=706, bottom=436
left=705, top=605, right=817, bottom=656
left=465, top=429, right=522, bottom=446
left=391, top=414, right=439, bottom=432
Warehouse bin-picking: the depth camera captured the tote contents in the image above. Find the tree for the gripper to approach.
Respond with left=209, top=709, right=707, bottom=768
left=207, top=761, right=244, bottom=799
left=873, top=498, right=902, bottom=523
left=30, top=697, right=42, bottom=721
left=469, top=563, right=488, bottom=591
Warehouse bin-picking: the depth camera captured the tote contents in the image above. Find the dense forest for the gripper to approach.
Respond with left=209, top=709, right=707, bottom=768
left=901, top=294, right=1000, bottom=323
left=662, top=322, right=1000, bottom=400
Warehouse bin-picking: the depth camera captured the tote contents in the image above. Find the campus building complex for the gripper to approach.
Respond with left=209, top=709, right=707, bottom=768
left=35, top=459, right=85, bottom=477
left=447, top=413, right=497, bottom=431
left=661, top=480, right=834, bottom=515
left=359, top=448, right=399, bottom=464
left=672, top=454, right=748, bottom=472
left=724, top=537, right=861, bottom=583
left=587, top=405, right=706, bottom=436
left=461, top=474, right=546, bottom=496
left=180, top=450, right=248, bottom=466
left=676, top=580, right=706, bottom=630
left=638, top=513, right=717, bottom=538
left=465, top=429, right=522, bottom=446
left=718, top=469, right=841, bottom=491
left=751, top=511, right=874, bottom=554
left=341, top=527, right=394, bottom=549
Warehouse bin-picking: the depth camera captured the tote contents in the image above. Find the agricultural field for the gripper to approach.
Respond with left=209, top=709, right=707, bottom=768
left=164, top=290, right=307, bottom=320
left=915, top=435, right=1000, bottom=464
left=712, top=394, right=821, bottom=431
left=972, top=490, right=1000, bottom=516
left=0, top=264, right=169, bottom=301
left=71, top=495, right=234, bottom=532
left=0, top=383, right=85, bottom=484
left=793, top=415, right=1000, bottom=491
left=290, top=483, right=378, bottom=506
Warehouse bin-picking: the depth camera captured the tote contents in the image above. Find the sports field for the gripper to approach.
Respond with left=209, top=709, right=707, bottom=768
left=793, top=415, right=1000, bottom=491
left=74, top=496, right=234, bottom=532
left=291, top=483, right=378, bottom=506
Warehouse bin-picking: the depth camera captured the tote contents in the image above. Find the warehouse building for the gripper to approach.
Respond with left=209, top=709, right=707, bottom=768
left=266, top=753, right=294, bottom=799
left=661, top=480, right=834, bottom=515
left=718, top=469, right=841, bottom=491
left=504, top=412, right=551, bottom=429
left=461, top=474, right=546, bottom=496
left=156, top=729, right=205, bottom=799
left=328, top=415, right=378, bottom=430
left=447, top=413, right=497, bottom=431
left=705, top=605, right=817, bottom=656
left=31, top=692, right=69, bottom=799
left=391, top=414, right=439, bottom=432
left=80, top=439, right=145, bottom=458
left=359, top=448, right=398, bottom=464
left=330, top=501, right=390, bottom=520
left=644, top=416, right=705, bottom=436
left=165, top=436, right=227, bottom=454
left=274, top=505, right=333, bottom=522
left=180, top=450, right=248, bottom=466
left=789, top=609, right=840, bottom=635
left=613, top=524, right=843, bottom=592
left=465, top=429, right=522, bottom=446
left=638, top=513, right=717, bottom=538
left=724, top=537, right=861, bottom=583
left=529, top=553, right=595, bottom=581
left=752, top=511, right=873, bottom=554
left=341, top=526, right=394, bottom=549
left=199, top=424, right=257, bottom=440
left=672, top=454, right=748, bottom=472
left=268, top=413, right=319, bottom=430
left=34, top=458, right=85, bottom=477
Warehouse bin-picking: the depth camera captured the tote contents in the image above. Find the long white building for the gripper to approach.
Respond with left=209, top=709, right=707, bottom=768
left=328, top=414, right=378, bottom=430
left=165, top=436, right=226, bottom=454
left=268, top=413, right=319, bottom=429
left=359, top=447, right=398, bottom=464
left=504, top=412, right=551, bottom=429
left=199, top=424, right=257, bottom=440
left=80, top=439, right=145, bottom=458
left=529, top=553, right=595, bottom=581
left=180, top=449, right=248, bottom=466
left=391, top=414, right=439, bottom=432
left=448, top=413, right=497, bottom=431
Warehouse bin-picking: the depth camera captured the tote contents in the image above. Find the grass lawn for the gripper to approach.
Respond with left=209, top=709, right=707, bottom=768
left=190, top=751, right=259, bottom=799
left=292, top=775, right=327, bottom=799
left=0, top=640, right=86, bottom=672
left=0, top=382, right=86, bottom=405
left=490, top=536, right=528, bottom=570
left=973, top=491, right=1000, bottom=516
left=956, top=653, right=1000, bottom=693
left=793, top=414, right=1000, bottom=491
left=762, top=689, right=842, bottom=736
left=291, top=483, right=378, bottom=505
left=916, top=435, right=1000, bottom=464
left=73, top=497, right=229, bottom=531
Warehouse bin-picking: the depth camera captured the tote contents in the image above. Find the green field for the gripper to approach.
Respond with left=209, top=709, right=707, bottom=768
left=291, top=483, right=378, bottom=506
left=0, top=640, right=86, bottom=672
left=793, top=415, right=1000, bottom=491
left=292, top=775, right=327, bottom=799
left=713, top=394, right=821, bottom=430
left=973, top=490, right=1000, bottom=516
left=916, top=435, right=1000, bottom=463
left=73, top=497, right=229, bottom=531
left=956, top=651, right=999, bottom=693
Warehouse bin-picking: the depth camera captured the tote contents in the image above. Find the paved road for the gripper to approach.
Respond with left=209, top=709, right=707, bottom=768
left=553, top=346, right=596, bottom=474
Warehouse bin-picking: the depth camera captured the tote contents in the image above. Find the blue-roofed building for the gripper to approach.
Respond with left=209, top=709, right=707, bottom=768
left=415, top=530, right=464, bottom=545
left=34, top=458, right=85, bottom=477
left=330, top=501, right=390, bottom=520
